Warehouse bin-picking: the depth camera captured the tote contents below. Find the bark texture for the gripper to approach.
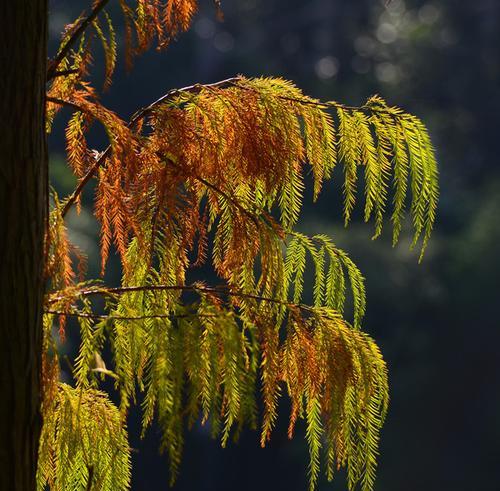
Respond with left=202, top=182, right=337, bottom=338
left=0, top=1, right=47, bottom=490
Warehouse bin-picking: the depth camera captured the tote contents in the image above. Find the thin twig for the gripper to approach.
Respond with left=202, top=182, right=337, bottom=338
left=51, top=69, right=80, bottom=78
left=61, top=150, right=111, bottom=218
left=47, top=0, right=112, bottom=81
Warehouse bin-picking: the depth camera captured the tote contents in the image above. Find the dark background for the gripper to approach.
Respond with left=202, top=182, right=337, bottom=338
left=48, top=1, right=500, bottom=490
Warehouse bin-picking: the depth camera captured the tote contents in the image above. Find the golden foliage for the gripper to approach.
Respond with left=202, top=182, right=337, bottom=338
left=43, top=74, right=438, bottom=490
left=37, top=383, right=131, bottom=491
left=46, top=284, right=387, bottom=491
left=42, top=3, right=438, bottom=490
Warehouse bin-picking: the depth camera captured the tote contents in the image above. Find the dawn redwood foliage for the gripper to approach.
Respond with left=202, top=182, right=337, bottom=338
left=39, top=1, right=439, bottom=490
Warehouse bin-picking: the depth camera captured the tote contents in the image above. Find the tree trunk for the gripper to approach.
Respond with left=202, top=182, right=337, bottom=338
left=0, top=1, right=47, bottom=490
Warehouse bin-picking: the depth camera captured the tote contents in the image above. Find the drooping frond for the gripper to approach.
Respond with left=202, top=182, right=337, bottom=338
left=92, top=11, right=117, bottom=90
left=121, top=0, right=199, bottom=58
left=65, top=110, right=90, bottom=181
left=45, top=283, right=388, bottom=491
left=37, top=383, right=131, bottom=491
left=46, top=194, right=76, bottom=292
left=142, top=77, right=437, bottom=253
left=284, top=232, right=366, bottom=328
left=48, top=0, right=201, bottom=91
left=44, top=69, right=438, bottom=491
left=363, top=95, right=439, bottom=254
left=46, top=33, right=92, bottom=130
left=49, top=76, right=438, bottom=279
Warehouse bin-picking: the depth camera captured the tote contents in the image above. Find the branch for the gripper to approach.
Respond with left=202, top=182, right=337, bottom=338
left=227, top=78, right=396, bottom=113
left=47, top=0, right=112, bottom=81
left=61, top=148, right=110, bottom=218
left=45, top=310, right=218, bottom=321
left=47, top=282, right=307, bottom=310
left=128, top=77, right=243, bottom=122
left=46, top=96, right=87, bottom=114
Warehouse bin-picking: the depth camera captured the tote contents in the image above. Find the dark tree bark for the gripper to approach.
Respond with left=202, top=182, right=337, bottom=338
left=0, top=1, right=48, bottom=490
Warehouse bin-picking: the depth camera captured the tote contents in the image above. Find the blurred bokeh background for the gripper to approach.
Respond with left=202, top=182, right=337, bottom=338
left=47, top=1, right=500, bottom=490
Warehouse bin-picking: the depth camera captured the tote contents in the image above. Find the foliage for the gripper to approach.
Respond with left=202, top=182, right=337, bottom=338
left=37, top=382, right=131, bottom=491
left=41, top=1, right=438, bottom=490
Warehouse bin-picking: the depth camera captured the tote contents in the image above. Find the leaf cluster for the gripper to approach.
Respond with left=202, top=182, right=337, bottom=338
left=40, top=2, right=439, bottom=490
